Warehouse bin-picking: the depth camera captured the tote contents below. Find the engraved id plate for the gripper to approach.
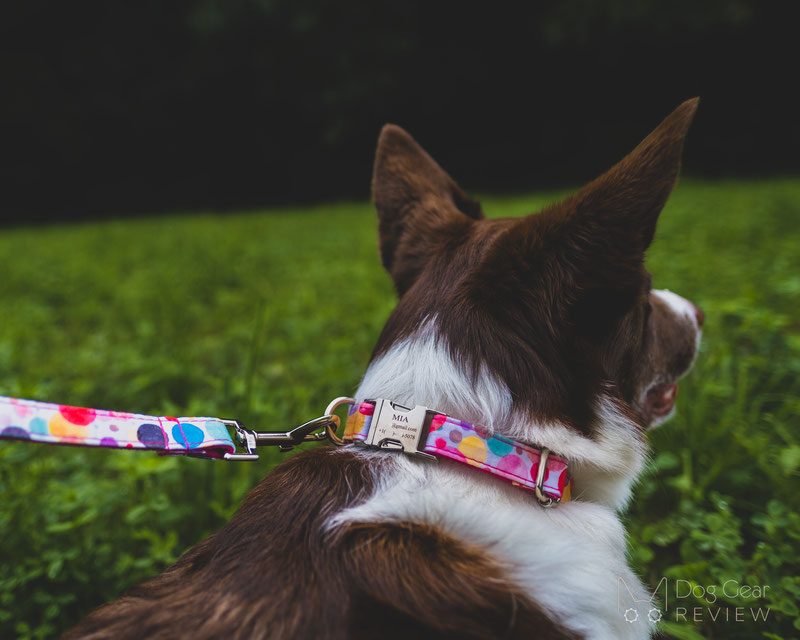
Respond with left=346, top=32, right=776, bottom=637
left=366, top=399, right=429, bottom=454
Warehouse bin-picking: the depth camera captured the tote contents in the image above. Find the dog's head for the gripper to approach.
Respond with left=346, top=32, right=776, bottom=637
left=365, top=99, right=702, bottom=503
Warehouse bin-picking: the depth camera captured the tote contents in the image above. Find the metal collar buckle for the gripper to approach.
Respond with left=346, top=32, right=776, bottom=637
left=534, top=448, right=560, bottom=507
left=359, top=399, right=436, bottom=461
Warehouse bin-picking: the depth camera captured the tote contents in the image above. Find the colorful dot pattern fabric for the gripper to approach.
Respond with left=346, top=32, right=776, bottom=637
left=0, top=395, right=235, bottom=459
left=345, top=401, right=572, bottom=502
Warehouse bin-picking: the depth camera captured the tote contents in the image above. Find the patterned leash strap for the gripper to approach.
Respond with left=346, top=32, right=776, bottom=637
left=0, top=395, right=236, bottom=459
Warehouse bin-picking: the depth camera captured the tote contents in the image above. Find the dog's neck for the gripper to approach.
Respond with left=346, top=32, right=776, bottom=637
left=356, top=320, right=647, bottom=510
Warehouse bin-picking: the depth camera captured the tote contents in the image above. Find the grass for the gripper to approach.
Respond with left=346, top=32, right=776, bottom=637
left=1, top=178, right=799, bottom=639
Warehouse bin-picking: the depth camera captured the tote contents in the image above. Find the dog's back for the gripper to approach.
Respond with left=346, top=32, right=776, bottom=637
left=66, top=448, right=575, bottom=639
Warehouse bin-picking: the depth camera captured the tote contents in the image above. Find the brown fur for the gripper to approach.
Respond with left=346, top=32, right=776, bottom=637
left=371, top=99, right=698, bottom=433
left=65, top=448, right=576, bottom=639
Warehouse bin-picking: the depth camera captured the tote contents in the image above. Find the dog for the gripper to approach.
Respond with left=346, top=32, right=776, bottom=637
left=66, top=98, right=702, bottom=640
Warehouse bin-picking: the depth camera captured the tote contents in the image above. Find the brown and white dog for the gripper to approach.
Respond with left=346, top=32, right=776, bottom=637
left=67, top=99, right=703, bottom=640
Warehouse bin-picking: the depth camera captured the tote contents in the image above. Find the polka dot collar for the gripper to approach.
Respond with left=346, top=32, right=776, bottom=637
left=344, top=399, right=572, bottom=505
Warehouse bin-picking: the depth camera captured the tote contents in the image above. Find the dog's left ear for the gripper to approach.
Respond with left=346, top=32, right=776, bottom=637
left=372, top=124, right=484, bottom=295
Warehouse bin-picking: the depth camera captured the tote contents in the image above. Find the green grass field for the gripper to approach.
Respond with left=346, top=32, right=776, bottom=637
left=1, top=179, right=799, bottom=639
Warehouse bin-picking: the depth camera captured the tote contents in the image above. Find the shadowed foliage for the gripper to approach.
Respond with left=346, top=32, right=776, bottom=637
left=1, top=1, right=798, bottom=222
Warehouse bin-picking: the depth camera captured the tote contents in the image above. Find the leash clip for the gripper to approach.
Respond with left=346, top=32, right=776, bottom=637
left=221, top=415, right=337, bottom=461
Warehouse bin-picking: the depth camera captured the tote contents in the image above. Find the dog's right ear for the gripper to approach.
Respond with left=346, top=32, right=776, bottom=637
left=372, top=125, right=484, bottom=295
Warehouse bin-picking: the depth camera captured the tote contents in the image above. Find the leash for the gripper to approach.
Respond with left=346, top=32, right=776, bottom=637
left=0, top=395, right=337, bottom=460
left=0, top=395, right=571, bottom=506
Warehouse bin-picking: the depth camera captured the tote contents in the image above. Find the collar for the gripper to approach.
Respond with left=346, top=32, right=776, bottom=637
left=343, top=398, right=572, bottom=506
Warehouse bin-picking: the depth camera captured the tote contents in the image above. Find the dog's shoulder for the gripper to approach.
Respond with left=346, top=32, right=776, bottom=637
left=339, top=517, right=580, bottom=640
left=64, top=447, right=579, bottom=639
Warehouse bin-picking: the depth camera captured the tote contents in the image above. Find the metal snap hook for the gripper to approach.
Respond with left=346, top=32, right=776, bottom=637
left=221, top=397, right=355, bottom=460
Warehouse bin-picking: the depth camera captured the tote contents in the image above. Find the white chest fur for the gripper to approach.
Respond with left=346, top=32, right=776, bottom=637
left=330, top=453, right=654, bottom=639
left=329, top=320, right=655, bottom=639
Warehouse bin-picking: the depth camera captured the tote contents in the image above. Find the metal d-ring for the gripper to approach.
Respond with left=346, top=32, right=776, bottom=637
left=323, top=396, right=356, bottom=446
left=534, top=447, right=559, bottom=507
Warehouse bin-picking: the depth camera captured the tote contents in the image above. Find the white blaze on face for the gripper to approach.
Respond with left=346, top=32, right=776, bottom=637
left=640, top=289, right=703, bottom=428
left=653, top=289, right=700, bottom=328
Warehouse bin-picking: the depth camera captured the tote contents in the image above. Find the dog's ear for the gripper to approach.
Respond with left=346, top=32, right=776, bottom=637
left=372, top=124, right=484, bottom=295
left=537, top=98, right=699, bottom=329
left=564, top=97, right=698, bottom=252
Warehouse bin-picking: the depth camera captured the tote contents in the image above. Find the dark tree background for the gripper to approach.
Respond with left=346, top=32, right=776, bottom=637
left=1, top=0, right=797, bottom=224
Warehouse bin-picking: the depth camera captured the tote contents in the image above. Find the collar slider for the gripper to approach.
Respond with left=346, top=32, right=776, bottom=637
left=534, top=448, right=560, bottom=507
